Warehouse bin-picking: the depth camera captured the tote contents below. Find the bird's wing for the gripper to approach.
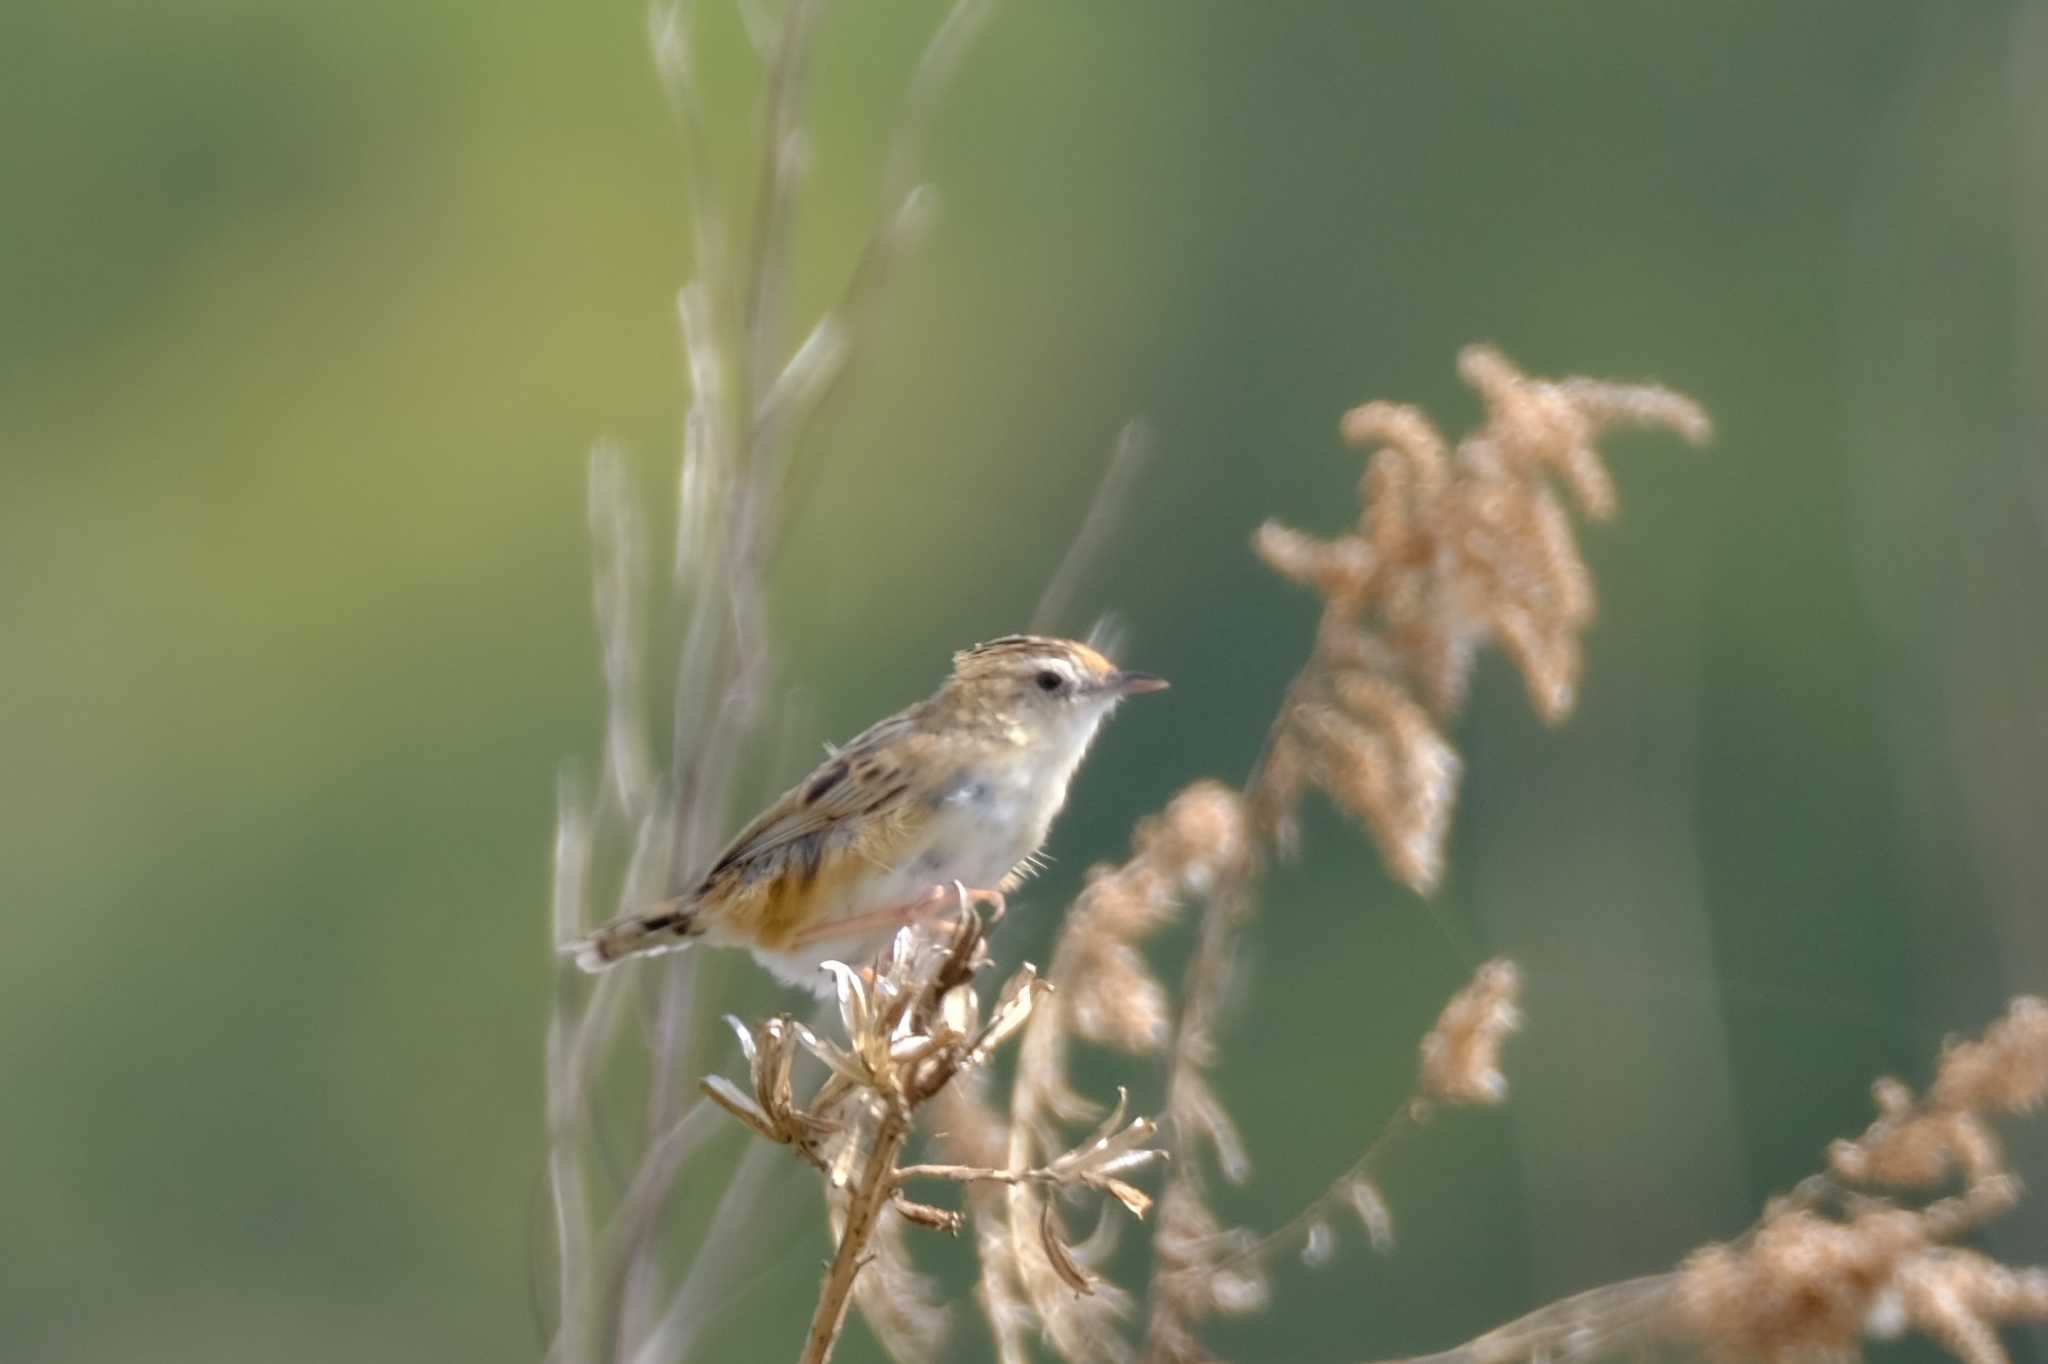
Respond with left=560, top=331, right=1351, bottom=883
left=690, top=703, right=933, bottom=898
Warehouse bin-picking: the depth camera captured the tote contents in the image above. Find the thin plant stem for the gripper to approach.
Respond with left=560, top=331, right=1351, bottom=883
left=1031, top=420, right=1152, bottom=635
left=621, top=1133, right=792, bottom=1364
left=893, top=1161, right=1072, bottom=1188
left=741, top=0, right=825, bottom=412
left=801, top=1110, right=912, bottom=1364
left=1230, top=1101, right=1420, bottom=1270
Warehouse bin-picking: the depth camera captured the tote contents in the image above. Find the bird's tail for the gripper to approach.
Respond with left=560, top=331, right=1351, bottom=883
left=564, top=900, right=700, bottom=973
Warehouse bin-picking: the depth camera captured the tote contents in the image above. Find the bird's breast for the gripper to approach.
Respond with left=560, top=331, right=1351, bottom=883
left=914, top=759, right=1070, bottom=886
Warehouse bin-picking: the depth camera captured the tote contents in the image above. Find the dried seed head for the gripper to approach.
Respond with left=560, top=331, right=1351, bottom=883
left=1672, top=1207, right=1927, bottom=1363
left=1034, top=782, right=1248, bottom=1074
left=1556, top=371, right=1714, bottom=447
left=1067, top=943, right=1170, bottom=1053
left=1406, top=997, right=2048, bottom=1364
left=1040, top=1089, right=1165, bottom=1217
left=1829, top=1105, right=2005, bottom=1190
left=1418, top=958, right=1523, bottom=1106
left=1344, top=1175, right=1395, bottom=1252
left=1253, top=521, right=1376, bottom=604
left=1828, top=998, right=2048, bottom=1196
left=1257, top=347, right=1707, bottom=895
left=1152, top=1182, right=1269, bottom=1330
left=1669, top=999, right=2048, bottom=1364
left=1342, top=400, right=1451, bottom=508
left=1252, top=729, right=1310, bottom=854
left=1931, top=996, right=2048, bottom=1115
left=971, top=964, right=1048, bottom=1065
left=1333, top=676, right=1461, bottom=892
left=1895, top=1251, right=2048, bottom=1364
left=1149, top=781, right=1252, bottom=890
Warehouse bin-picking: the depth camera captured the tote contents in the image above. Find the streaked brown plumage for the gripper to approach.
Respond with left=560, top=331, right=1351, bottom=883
left=568, top=635, right=1167, bottom=990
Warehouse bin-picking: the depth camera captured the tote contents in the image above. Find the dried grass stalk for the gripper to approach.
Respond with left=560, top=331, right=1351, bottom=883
left=703, top=910, right=1167, bottom=1364
left=1140, top=350, right=1706, bottom=1364
left=1144, top=954, right=1526, bottom=1363
left=941, top=784, right=1253, bottom=1363
left=1254, top=344, right=1711, bottom=884
left=846, top=1201, right=951, bottom=1364
left=542, top=3, right=997, bottom=1360
left=544, top=45, right=2046, bottom=1363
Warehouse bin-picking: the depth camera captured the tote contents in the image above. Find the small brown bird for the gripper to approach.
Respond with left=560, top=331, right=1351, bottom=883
left=568, top=635, right=1167, bottom=990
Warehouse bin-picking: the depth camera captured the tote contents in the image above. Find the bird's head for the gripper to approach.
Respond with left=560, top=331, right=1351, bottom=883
left=946, top=634, right=1168, bottom=750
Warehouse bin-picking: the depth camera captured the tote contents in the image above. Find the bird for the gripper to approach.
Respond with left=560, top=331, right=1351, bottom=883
left=567, top=634, right=1168, bottom=992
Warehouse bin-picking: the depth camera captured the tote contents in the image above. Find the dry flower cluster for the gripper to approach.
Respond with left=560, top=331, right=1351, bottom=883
left=1251, top=344, right=1711, bottom=891
left=560, top=316, right=1721, bottom=1363
left=544, top=9, right=2048, bottom=1364
left=692, top=348, right=1703, bottom=1363
left=960, top=783, right=1255, bottom=1364
left=1671, top=994, right=2048, bottom=1364
left=1404, top=996, right=2048, bottom=1364
left=1132, top=350, right=1703, bottom=1363
left=697, top=908, right=1165, bottom=1364
left=1830, top=996, right=2048, bottom=1188
left=1416, top=957, right=1525, bottom=1109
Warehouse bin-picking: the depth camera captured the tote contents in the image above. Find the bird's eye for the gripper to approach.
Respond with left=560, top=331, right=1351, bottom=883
left=1034, top=669, right=1065, bottom=694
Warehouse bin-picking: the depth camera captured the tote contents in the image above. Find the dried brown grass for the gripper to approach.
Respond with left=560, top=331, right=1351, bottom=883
left=541, top=3, right=994, bottom=1361
left=679, top=346, right=1716, bottom=1363
left=1401, top=996, right=2048, bottom=1364
left=545, top=10, right=2048, bottom=1364
left=1130, top=347, right=1708, bottom=1363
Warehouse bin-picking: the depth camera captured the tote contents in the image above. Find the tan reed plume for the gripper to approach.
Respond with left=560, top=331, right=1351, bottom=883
left=1137, top=347, right=1708, bottom=1363
left=1388, top=995, right=2048, bottom=1364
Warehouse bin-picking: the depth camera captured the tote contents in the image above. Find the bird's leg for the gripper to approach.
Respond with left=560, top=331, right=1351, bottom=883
left=916, top=880, right=1007, bottom=943
left=786, top=882, right=1005, bottom=949
left=787, top=905, right=923, bottom=949
left=786, top=885, right=952, bottom=949
left=948, top=880, right=1007, bottom=925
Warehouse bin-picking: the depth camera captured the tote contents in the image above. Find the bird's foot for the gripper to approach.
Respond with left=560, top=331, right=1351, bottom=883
left=945, top=880, right=1006, bottom=922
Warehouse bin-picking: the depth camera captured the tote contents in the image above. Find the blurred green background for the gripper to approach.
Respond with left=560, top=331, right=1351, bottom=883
left=5, top=2, right=2045, bottom=1360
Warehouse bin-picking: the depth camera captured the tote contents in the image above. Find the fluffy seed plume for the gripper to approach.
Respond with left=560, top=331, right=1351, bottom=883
left=1663, top=998, right=2048, bottom=1364
left=1058, top=782, right=1252, bottom=1058
left=1392, top=998, right=2048, bottom=1364
left=1136, top=350, right=1704, bottom=1363
left=945, top=783, right=1249, bottom=1364
left=1669, top=1177, right=2047, bottom=1364
left=1253, top=345, right=1709, bottom=893
left=1417, top=957, right=1524, bottom=1107
left=1830, top=996, right=2048, bottom=1190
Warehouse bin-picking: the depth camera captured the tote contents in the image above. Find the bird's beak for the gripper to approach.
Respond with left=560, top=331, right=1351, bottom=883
left=1109, top=670, right=1169, bottom=696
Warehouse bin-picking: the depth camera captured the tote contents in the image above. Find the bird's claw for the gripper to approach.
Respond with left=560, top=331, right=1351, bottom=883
left=944, top=880, right=1007, bottom=925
